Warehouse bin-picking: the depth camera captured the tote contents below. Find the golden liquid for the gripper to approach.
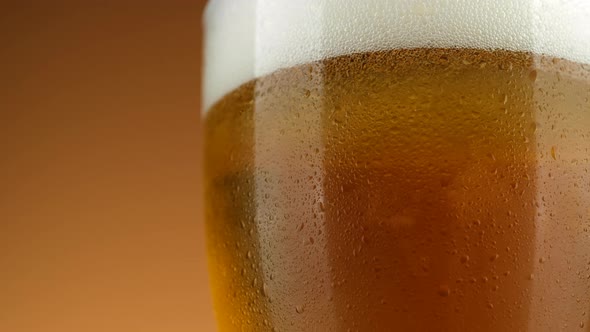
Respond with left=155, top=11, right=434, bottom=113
left=204, top=48, right=590, bottom=331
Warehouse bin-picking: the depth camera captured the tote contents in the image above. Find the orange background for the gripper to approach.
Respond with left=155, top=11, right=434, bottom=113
left=1, top=1, right=216, bottom=331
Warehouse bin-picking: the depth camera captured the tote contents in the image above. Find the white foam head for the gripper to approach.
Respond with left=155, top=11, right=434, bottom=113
left=203, top=0, right=590, bottom=112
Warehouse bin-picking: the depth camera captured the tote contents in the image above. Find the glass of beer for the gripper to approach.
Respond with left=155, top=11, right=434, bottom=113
left=203, top=1, right=590, bottom=330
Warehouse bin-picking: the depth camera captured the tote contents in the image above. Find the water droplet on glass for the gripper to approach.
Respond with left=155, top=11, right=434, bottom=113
left=438, top=285, right=451, bottom=297
left=262, top=283, right=268, bottom=297
left=529, top=70, right=538, bottom=81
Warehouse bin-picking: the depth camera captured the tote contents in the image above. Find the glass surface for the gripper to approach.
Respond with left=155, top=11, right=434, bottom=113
left=203, top=1, right=590, bottom=331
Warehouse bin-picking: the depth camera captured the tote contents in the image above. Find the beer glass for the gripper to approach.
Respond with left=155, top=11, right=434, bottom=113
left=203, top=1, right=590, bottom=331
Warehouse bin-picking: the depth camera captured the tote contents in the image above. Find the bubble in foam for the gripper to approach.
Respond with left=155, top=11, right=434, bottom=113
left=203, top=0, right=590, bottom=111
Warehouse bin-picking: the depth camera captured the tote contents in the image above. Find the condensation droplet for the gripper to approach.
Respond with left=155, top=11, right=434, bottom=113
left=262, top=283, right=268, bottom=297
left=438, top=285, right=451, bottom=297
left=529, top=70, right=538, bottom=81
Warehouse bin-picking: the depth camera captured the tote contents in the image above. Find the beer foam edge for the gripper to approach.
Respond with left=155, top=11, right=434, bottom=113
left=203, top=0, right=590, bottom=112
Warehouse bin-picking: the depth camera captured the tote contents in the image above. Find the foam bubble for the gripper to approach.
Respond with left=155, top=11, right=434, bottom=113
left=203, top=0, right=590, bottom=111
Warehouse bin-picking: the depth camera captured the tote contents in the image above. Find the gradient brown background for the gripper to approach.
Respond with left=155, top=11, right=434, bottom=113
left=1, top=1, right=216, bottom=331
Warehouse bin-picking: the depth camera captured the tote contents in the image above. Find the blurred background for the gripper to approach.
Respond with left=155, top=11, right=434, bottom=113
left=0, top=1, right=215, bottom=331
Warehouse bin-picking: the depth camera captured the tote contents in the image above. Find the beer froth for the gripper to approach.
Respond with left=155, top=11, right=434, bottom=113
left=204, top=0, right=590, bottom=111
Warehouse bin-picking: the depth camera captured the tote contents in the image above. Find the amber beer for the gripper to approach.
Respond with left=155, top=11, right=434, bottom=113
left=203, top=1, right=590, bottom=331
